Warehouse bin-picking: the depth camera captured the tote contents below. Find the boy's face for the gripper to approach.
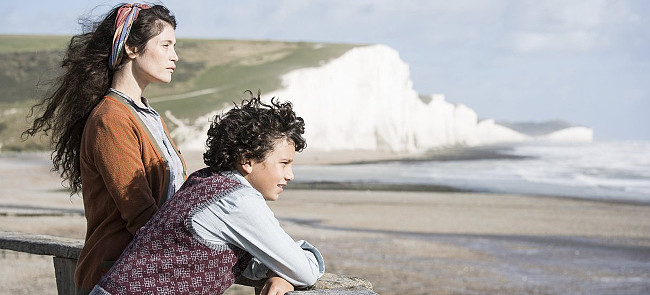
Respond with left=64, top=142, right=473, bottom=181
left=245, top=139, right=295, bottom=201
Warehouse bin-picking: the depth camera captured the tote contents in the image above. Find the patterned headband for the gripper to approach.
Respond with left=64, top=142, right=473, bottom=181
left=109, top=3, right=151, bottom=70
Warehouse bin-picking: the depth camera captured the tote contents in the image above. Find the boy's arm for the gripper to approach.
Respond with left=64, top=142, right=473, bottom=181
left=260, top=271, right=294, bottom=295
left=242, top=239, right=324, bottom=284
left=191, top=187, right=325, bottom=287
left=228, top=190, right=324, bottom=286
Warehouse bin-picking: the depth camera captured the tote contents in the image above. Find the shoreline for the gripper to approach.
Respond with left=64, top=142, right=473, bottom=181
left=177, top=143, right=529, bottom=168
left=4, top=148, right=647, bottom=207
left=286, top=181, right=650, bottom=207
left=2, top=150, right=647, bottom=207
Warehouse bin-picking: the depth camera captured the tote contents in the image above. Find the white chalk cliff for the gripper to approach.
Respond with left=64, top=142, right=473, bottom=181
left=176, top=44, right=592, bottom=152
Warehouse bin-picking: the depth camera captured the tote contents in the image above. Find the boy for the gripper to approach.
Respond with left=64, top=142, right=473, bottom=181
left=91, top=94, right=324, bottom=295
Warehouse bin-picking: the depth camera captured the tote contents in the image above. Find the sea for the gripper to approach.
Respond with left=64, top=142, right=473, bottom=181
left=293, top=141, right=650, bottom=204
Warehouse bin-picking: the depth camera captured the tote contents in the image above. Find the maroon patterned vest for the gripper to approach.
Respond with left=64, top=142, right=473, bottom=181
left=97, top=168, right=253, bottom=294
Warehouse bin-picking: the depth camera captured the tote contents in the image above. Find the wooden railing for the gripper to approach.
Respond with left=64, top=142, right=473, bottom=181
left=0, top=231, right=376, bottom=295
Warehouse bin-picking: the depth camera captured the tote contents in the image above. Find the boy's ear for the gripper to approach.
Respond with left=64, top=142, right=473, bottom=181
left=239, top=158, right=254, bottom=174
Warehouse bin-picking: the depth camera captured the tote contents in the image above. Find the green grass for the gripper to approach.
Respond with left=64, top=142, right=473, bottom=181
left=0, top=35, right=69, bottom=54
left=0, top=102, right=50, bottom=152
left=0, top=35, right=362, bottom=151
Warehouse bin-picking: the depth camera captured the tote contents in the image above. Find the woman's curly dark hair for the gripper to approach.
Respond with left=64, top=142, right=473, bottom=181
left=23, top=3, right=176, bottom=194
left=203, top=92, right=306, bottom=172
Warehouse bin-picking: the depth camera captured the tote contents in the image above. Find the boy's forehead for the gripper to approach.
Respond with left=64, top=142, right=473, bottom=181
left=269, top=139, right=296, bottom=156
left=273, top=138, right=295, bottom=148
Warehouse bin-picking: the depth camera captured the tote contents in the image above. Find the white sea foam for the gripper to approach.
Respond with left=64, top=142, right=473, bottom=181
left=293, top=141, right=650, bottom=203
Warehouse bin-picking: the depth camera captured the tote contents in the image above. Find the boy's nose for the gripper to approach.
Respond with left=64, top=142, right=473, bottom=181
left=285, top=167, right=294, bottom=182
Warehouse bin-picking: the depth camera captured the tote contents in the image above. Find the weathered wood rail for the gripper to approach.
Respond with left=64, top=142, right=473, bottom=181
left=0, top=231, right=376, bottom=295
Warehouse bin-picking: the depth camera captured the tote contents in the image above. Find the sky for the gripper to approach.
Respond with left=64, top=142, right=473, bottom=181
left=1, top=0, right=649, bottom=140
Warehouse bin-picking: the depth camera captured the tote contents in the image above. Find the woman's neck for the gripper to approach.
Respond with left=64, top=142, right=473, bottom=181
left=111, top=65, right=149, bottom=108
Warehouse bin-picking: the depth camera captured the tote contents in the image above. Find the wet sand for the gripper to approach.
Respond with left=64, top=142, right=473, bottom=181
left=1, top=152, right=649, bottom=294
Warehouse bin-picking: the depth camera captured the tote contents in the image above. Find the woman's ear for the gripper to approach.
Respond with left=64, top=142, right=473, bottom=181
left=124, top=44, right=138, bottom=59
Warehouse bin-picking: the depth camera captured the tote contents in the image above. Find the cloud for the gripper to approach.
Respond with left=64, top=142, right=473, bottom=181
left=506, top=0, right=640, bottom=54
left=512, top=31, right=596, bottom=53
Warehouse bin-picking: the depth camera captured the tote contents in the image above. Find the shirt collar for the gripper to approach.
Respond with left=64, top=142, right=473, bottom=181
left=229, top=170, right=253, bottom=188
left=108, top=88, right=158, bottom=115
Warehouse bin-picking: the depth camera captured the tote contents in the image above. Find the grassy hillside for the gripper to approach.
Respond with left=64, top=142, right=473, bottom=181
left=0, top=35, right=359, bottom=151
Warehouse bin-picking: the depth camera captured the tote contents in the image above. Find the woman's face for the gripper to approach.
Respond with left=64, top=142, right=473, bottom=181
left=130, top=22, right=178, bottom=86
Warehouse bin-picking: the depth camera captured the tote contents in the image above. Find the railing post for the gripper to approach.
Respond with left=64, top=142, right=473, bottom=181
left=53, top=257, right=77, bottom=295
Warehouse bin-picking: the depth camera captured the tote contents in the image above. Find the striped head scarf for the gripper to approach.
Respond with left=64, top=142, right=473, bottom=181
left=109, top=3, right=151, bottom=70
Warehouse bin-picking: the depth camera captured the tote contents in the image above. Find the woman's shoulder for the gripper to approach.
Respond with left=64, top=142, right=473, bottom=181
left=86, top=97, right=138, bottom=126
left=90, top=96, right=132, bottom=117
left=82, top=98, right=144, bottom=142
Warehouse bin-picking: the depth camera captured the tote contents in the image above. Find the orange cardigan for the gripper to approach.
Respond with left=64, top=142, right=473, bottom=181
left=75, top=93, right=186, bottom=290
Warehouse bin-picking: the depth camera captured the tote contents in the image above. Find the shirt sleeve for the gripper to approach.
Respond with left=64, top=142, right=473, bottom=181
left=86, top=113, right=158, bottom=234
left=191, top=187, right=325, bottom=287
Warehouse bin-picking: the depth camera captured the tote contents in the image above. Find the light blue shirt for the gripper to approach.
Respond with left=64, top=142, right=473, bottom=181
left=190, top=171, right=325, bottom=287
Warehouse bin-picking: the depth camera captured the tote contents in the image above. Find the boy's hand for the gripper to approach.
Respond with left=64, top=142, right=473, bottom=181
left=260, top=272, right=294, bottom=295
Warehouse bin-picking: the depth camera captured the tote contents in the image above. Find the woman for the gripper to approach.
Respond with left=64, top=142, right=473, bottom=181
left=24, top=3, right=186, bottom=292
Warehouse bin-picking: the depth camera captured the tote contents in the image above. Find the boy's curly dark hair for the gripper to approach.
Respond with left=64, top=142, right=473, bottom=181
left=203, top=92, right=306, bottom=172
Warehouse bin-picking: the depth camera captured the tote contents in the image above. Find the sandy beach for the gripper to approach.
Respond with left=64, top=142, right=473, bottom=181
left=1, top=152, right=649, bottom=294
